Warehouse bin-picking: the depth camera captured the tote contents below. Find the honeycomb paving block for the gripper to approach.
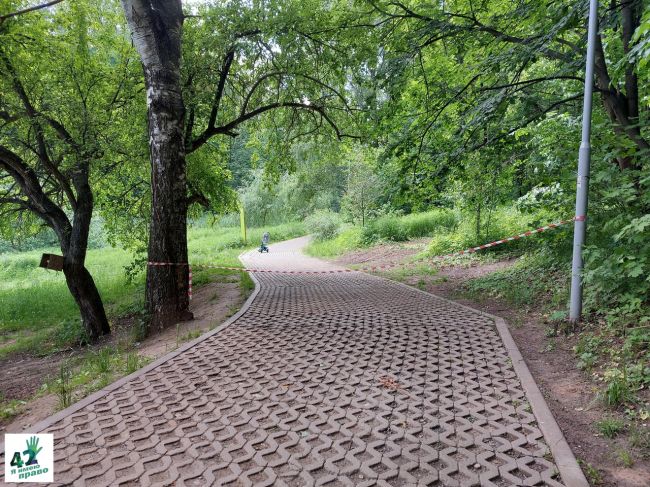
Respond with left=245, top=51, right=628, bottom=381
left=1, top=237, right=584, bottom=486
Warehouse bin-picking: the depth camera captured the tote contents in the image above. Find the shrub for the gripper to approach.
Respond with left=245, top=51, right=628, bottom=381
left=363, top=209, right=458, bottom=244
left=305, top=210, right=342, bottom=241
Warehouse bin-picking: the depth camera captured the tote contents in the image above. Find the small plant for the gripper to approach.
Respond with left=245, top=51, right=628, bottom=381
left=577, top=352, right=597, bottom=370
left=595, top=417, right=625, bottom=438
left=92, top=348, right=113, bottom=374
left=629, top=425, right=650, bottom=451
left=125, top=352, right=140, bottom=374
left=542, top=341, right=556, bottom=353
left=57, top=361, right=73, bottom=410
left=129, top=313, right=148, bottom=344
left=614, top=448, right=634, bottom=467
left=53, top=318, right=90, bottom=349
left=180, top=329, right=202, bottom=342
left=578, top=460, right=603, bottom=485
left=601, top=374, right=634, bottom=407
left=0, top=398, right=27, bottom=421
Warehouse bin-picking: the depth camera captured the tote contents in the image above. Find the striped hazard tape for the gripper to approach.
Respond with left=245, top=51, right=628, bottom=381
left=148, top=216, right=583, bottom=298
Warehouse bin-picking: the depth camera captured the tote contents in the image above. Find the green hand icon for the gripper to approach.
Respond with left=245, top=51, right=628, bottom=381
left=22, top=436, right=42, bottom=466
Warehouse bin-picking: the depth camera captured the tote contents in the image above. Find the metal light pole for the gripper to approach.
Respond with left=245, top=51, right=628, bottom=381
left=569, top=0, right=598, bottom=322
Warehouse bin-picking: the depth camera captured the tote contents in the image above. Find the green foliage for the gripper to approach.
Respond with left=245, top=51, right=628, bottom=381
left=305, top=210, right=342, bottom=241
left=53, top=319, right=90, bottom=350
left=92, top=348, right=113, bottom=374
left=601, top=376, right=634, bottom=408
left=0, top=397, right=26, bottom=422
left=363, top=209, right=457, bottom=244
left=427, top=206, right=553, bottom=256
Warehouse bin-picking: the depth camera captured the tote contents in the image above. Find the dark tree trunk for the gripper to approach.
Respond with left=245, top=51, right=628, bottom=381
left=63, top=264, right=110, bottom=340
left=593, top=3, right=649, bottom=170
left=122, top=0, right=192, bottom=331
left=63, top=169, right=110, bottom=340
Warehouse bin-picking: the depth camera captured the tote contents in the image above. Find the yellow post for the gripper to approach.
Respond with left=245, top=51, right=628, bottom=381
left=239, top=203, right=247, bottom=244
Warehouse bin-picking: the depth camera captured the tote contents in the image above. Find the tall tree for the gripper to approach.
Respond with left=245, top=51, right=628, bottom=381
left=0, top=0, right=140, bottom=340
left=121, top=0, right=192, bottom=329
left=122, top=0, right=364, bottom=331
left=367, top=0, right=648, bottom=183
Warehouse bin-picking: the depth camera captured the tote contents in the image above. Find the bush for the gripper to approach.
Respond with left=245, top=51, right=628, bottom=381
left=362, top=209, right=458, bottom=244
left=305, top=210, right=342, bottom=241
left=426, top=206, right=556, bottom=256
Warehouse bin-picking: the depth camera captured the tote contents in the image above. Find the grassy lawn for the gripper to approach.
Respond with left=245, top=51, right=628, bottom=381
left=0, top=221, right=304, bottom=359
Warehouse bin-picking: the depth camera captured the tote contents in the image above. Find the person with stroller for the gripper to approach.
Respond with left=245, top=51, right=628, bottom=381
left=259, top=231, right=270, bottom=253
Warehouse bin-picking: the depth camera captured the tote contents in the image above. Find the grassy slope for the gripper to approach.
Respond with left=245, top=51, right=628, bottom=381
left=0, top=222, right=304, bottom=359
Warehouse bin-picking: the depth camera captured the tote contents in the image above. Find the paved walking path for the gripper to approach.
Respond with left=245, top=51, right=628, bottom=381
left=3, top=237, right=587, bottom=486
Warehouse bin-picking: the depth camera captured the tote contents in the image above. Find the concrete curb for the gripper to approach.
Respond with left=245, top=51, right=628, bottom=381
left=372, top=273, right=590, bottom=487
left=1, top=249, right=262, bottom=451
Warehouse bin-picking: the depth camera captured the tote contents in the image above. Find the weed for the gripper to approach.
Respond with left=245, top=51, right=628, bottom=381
left=0, top=398, right=26, bottom=421
left=129, top=312, right=148, bottom=344
left=614, top=448, right=634, bottom=467
left=125, top=352, right=140, bottom=374
left=629, top=426, right=650, bottom=451
left=595, top=417, right=625, bottom=438
left=57, top=361, right=73, bottom=410
left=180, top=329, right=202, bottom=342
left=542, top=341, right=556, bottom=353
left=577, top=352, right=597, bottom=370
left=92, top=348, right=113, bottom=374
left=578, top=460, right=603, bottom=485
left=53, top=318, right=90, bottom=349
left=601, top=375, right=634, bottom=407
left=240, top=271, right=255, bottom=292
left=416, top=279, right=427, bottom=290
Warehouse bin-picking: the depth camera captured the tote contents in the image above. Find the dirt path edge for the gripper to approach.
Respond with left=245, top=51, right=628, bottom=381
left=371, top=273, right=591, bottom=487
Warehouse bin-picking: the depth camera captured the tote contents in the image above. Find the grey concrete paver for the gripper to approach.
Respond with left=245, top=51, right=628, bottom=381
left=1, top=237, right=587, bottom=486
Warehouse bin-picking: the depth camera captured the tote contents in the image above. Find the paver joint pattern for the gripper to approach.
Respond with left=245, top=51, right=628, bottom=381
left=2, top=237, right=577, bottom=486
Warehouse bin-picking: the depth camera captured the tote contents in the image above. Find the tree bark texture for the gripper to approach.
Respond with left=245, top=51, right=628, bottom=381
left=122, top=0, right=192, bottom=331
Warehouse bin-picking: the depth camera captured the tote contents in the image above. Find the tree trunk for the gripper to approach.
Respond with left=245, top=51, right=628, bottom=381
left=122, top=0, right=192, bottom=331
left=593, top=9, right=649, bottom=168
left=63, top=264, right=110, bottom=341
left=64, top=169, right=111, bottom=340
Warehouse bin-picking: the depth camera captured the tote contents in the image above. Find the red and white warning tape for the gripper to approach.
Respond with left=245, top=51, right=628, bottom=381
left=148, top=216, right=583, bottom=298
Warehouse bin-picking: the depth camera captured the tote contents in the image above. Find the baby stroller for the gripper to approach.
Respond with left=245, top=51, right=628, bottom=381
left=259, top=232, right=270, bottom=253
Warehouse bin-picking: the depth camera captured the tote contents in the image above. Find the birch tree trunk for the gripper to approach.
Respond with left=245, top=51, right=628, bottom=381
left=122, top=0, right=193, bottom=331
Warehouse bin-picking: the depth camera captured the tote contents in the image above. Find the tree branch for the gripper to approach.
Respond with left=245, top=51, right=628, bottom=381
left=0, top=0, right=64, bottom=24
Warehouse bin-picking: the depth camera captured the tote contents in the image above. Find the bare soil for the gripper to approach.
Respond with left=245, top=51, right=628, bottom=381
left=334, top=244, right=650, bottom=487
left=0, top=277, right=250, bottom=434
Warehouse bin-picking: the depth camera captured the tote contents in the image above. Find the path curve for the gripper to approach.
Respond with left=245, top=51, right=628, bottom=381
left=1, top=237, right=587, bottom=486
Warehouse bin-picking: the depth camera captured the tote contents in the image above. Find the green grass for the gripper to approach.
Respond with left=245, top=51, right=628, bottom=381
left=362, top=209, right=458, bottom=244
left=0, top=221, right=304, bottom=359
left=596, top=417, right=626, bottom=438
left=0, top=246, right=141, bottom=358
left=306, top=226, right=363, bottom=257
